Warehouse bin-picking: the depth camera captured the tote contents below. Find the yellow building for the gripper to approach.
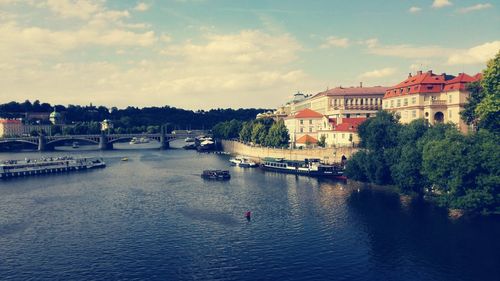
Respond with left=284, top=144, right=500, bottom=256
left=290, top=85, right=387, bottom=118
left=382, top=70, right=481, bottom=132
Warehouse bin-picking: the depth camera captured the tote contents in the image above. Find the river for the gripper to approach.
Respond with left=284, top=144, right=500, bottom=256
left=1, top=141, right=499, bottom=281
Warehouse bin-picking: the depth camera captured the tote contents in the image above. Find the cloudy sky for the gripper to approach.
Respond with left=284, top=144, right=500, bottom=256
left=0, top=0, right=499, bottom=109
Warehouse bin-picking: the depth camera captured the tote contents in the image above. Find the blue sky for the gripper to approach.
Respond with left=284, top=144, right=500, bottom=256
left=0, top=0, right=499, bottom=109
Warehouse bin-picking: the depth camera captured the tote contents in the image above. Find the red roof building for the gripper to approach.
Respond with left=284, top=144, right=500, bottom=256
left=296, top=134, right=318, bottom=144
left=293, top=108, right=324, bottom=119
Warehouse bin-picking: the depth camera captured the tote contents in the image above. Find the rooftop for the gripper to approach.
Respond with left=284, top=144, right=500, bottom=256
left=294, top=108, right=324, bottom=119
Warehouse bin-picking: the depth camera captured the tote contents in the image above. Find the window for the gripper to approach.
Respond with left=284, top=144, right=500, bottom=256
left=397, top=99, right=401, bottom=107
left=449, top=110, right=452, bottom=118
left=403, top=98, right=408, bottom=106
left=385, top=101, right=388, bottom=108
left=333, top=134, right=336, bottom=139
left=412, top=110, right=416, bottom=118
left=300, top=120, right=303, bottom=125
left=300, top=128, right=303, bottom=133
left=390, top=100, right=394, bottom=108
left=309, top=127, right=313, bottom=133
left=448, top=95, right=452, bottom=103
left=309, top=120, right=312, bottom=125
left=342, top=134, right=345, bottom=139
left=412, top=97, right=416, bottom=104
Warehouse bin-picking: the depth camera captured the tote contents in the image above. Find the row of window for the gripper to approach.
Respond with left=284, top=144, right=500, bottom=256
left=320, top=133, right=353, bottom=139
left=332, top=98, right=382, bottom=106
left=385, top=97, right=417, bottom=108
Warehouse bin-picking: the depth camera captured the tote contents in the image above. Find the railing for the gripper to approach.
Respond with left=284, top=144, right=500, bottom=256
left=426, top=100, right=447, bottom=106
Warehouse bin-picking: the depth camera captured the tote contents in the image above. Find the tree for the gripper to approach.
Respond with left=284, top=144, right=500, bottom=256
left=475, top=50, right=500, bottom=132
left=357, top=110, right=400, bottom=151
left=460, top=82, right=484, bottom=129
left=317, top=134, right=326, bottom=148
left=239, top=121, right=253, bottom=142
left=251, top=123, right=267, bottom=144
left=265, top=120, right=290, bottom=147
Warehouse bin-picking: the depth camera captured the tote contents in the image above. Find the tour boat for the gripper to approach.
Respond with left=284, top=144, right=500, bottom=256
left=72, top=141, right=79, bottom=149
left=201, top=170, right=231, bottom=180
left=229, top=156, right=258, bottom=167
left=261, top=157, right=346, bottom=179
left=0, top=157, right=106, bottom=179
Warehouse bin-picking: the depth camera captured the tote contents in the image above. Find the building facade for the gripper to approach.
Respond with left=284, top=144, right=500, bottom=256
left=0, top=119, right=24, bottom=137
left=284, top=108, right=324, bottom=146
left=290, top=85, right=387, bottom=118
left=382, top=70, right=481, bottom=132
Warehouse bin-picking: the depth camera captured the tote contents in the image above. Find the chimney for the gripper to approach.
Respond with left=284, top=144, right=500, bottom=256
left=427, top=70, right=433, bottom=74
left=417, top=70, right=422, bottom=75
left=359, top=82, right=363, bottom=88
left=408, top=73, right=412, bottom=78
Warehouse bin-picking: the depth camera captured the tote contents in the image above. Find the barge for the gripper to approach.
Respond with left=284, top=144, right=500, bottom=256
left=261, top=157, right=346, bottom=179
left=0, top=156, right=106, bottom=179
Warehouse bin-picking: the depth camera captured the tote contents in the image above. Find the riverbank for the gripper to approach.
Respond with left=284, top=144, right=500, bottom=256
left=221, top=140, right=357, bottom=164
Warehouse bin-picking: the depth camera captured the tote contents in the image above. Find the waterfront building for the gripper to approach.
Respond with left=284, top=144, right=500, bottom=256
left=284, top=108, right=367, bottom=148
left=290, top=85, right=387, bottom=118
left=382, top=70, right=481, bottom=132
left=317, top=118, right=365, bottom=147
left=284, top=108, right=324, bottom=146
left=0, top=119, right=23, bottom=137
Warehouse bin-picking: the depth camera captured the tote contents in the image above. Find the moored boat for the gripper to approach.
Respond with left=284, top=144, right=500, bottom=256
left=229, top=156, right=258, bottom=167
left=261, top=157, right=345, bottom=179
left=0, top=157, right=106, bottom=179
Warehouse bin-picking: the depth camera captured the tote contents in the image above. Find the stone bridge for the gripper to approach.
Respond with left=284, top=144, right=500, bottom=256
left=0, top=130, right=201, bottom=151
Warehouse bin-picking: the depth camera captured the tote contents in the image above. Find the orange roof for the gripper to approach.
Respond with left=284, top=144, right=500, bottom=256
left=443, top=73, right=481, bottom=92
left=313, top=86, right=388, bottom=99
left=332, top=118, right=367, bottom=132
left=294, top=108, right=324, bottom=119
left=384, top=70, right=481, bottom=99
left=296, top=134, right=318, bottom=144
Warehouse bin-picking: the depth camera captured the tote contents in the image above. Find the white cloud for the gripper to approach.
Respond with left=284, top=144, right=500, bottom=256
left=359, top=67, right=397, bottom=79
left=409, top=6, right=422, bottom=13
left=320, top=36, right=350, bottom=48
left=363, top=39, right=455, bottom=58
left=44, top=0, right=104, bottom=19
left=458, top=3, right=492, bottom=13
left=447, top=41, right=500, bottom=65
left=432, top=0, right=452, bottom=8
left=134, top=2, right=149, bottom=12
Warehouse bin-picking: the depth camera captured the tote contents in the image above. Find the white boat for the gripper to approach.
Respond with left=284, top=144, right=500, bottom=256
left=72, top=141, right=79, bottom=148
left=129, top=137, right=150, bottom=144
left=185, top=137, right=195, bottom=142
left=229, top=156, right=258, bottom=167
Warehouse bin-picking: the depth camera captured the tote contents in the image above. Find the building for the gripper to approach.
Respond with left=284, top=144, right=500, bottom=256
left=285, top=108, right=367, bottom=148
left=290, top=85, right=388, bottom=118
left=0, top=119, right=24, bottom=137
left=284, top=108, right=324, bottom=146
left=49, top=108, right=62, bottom=125
left=317, top=117, right=365, bottom=147
left=382, top=70, right=481, bottom=132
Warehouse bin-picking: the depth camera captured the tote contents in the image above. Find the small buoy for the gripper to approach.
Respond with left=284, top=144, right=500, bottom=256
left=245, top=211, right=251, bottom=221
left=357, top=188, right=360, bottom=192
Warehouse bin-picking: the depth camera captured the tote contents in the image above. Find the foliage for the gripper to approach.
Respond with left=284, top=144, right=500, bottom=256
left=212, top=119, right=243, bottom=139
left=460, top=82, right=484, bottom=128
left=239, top=121, right=253, bottom=142
left=317, top=134, right=326, bottom=148
left=357, top=110, right=400, bottom=151
left=476, top=50, right=500, bottom=132
left=251, top=123, right=268, bottom=145
left=264, top=120, right=290, bottom=148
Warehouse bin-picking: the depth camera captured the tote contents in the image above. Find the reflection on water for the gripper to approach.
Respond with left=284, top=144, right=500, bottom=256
left=0, top=146, right=499, bottom=281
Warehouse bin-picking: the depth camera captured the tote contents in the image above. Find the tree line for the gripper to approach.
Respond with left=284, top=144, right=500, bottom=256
left=212, top=118, right=290, bottom=148
left=345, top=52, right=500, bottom=215
left=0, top=101, right=267, bottom=135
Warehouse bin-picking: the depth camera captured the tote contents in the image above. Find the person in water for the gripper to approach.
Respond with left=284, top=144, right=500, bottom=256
left=245, top=211, right=251, bottom=221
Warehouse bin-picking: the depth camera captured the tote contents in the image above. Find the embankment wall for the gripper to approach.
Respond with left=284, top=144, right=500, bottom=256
left=221, top=140, right=358, bottom=164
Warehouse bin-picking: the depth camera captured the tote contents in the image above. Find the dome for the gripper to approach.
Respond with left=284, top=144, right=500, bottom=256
left=49, top=111, right=61, bottom=118
left=49, top=109, right=61, bottom=125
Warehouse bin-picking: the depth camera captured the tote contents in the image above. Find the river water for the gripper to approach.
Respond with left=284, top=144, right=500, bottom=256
left=1, top=141, right=499, bottom=281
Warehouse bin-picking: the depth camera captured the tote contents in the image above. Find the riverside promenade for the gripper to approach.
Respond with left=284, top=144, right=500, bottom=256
left=221, top=140, right=357, bottom=164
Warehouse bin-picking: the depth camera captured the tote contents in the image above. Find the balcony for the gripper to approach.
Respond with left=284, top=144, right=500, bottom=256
left=344, top=105, right=381, bottom=110
left=426, top=100, right=447, bottom=106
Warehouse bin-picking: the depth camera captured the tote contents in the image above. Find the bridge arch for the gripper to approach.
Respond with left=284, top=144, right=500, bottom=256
left=0, top=140, right=38, bottom=146
left=46, top=137, right=99, bottom=146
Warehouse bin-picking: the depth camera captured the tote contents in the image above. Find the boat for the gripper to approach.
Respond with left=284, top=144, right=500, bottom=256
left=261, top=157, right=346, bottom=179
left=201, top=170, right=231, bottom=180
left=129, top=137, right=150, bottom=144
left=72, top=141, right=79, bottom=149
left=183, top=143, right=197, bottom=150
left=0, top=157, right=106, bottom=179
left=121, top=157, right=129, bottom=161
left=185, top=137, right=195, bottom=142
left=229, top=156, right=258, bottom=167
left=197, top=138, right=215, bottom=151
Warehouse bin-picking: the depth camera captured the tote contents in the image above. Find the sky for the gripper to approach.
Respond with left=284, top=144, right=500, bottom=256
left=0, top=0, right=499, bottom=110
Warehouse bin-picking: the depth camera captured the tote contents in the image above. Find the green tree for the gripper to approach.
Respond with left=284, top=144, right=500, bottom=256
left=317, top=134, right=326, bottom=148
left=460, top=82, right=484, bottom=129
left=476, top=50, right=500, bottom=132
left=251, top=123, right=267, bottom=145
left=239, top=121, right=253, bottom=142
left=264, top=120, right=290, bottom=147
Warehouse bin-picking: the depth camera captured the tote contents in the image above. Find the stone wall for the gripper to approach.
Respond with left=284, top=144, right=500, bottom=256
left=221, top=140, right=358, bottom=164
